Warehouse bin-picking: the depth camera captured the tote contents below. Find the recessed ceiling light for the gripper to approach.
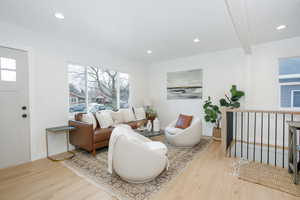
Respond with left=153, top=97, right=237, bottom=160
left=276, top=25, right=287, bottom=30
left=147, top=50, right=152, bottom=54
left=55, top=12, right=65, bottom=19
left=193, top=38, right=200, bottom=43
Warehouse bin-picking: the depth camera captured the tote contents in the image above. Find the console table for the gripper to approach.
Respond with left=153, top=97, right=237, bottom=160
left=45, top=126, right=76, bottom=161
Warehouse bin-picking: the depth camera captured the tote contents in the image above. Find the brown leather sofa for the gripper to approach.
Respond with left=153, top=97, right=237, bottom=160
left=69, top=113, right=147, bottom=156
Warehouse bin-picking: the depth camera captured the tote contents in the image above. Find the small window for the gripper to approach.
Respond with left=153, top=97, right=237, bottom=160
left=279, top=57, right=300, bottom=109
left=291, top=90, right=300, bottom=108
left=0, top=57, right=16, bottom=82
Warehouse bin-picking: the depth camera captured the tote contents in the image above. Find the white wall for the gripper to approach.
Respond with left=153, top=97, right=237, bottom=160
left=147, top=37, right=300, bottom=136
left=147, top=48, right=247, bottom=136
left=246, top=37, right=300, bottom=110
left=0, top=22, right=148, bottom=160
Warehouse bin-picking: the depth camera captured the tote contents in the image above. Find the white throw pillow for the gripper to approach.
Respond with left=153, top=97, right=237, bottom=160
left=96, top=111, right=114, bottom=128
left=81, top=113, right=97, bottom=130
left=120, top=108, right=136, bottom=122
left=134, top=107, right=146, bottom=120
left=111, top=110, right=124, bottom=124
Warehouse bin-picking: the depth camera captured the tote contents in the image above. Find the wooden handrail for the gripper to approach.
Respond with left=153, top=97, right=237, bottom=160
left=225, top=109, right=300, bottom=115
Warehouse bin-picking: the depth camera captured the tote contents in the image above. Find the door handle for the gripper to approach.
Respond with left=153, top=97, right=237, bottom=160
left=22, top=106, right=27, bottom=110
left=22, top=114, right=27, bottom=118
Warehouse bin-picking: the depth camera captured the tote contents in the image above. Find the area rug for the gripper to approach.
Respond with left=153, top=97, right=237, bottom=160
left=63, top=137, right=211, bottom=200
left=237, top=162, right=300, bottom=197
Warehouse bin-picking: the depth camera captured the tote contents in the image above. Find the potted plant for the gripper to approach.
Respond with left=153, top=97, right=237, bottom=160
left=145, top=108, right=157, bottom=121
left=203, top=96, right=221, bottom=141
left=220, top=85, right=245, bottom=108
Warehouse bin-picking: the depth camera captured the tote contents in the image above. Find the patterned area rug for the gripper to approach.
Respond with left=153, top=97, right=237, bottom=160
left=238, top=162, right=300, bottom=197
left=63, top=137, right=211, bottom=200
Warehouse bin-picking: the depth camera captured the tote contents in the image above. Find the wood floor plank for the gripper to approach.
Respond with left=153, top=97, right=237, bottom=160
left=0, top=141, right=297, bottom=200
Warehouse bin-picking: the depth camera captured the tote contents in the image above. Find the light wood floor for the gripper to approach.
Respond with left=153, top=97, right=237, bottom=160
left=0, top=142, right=298, bottom=200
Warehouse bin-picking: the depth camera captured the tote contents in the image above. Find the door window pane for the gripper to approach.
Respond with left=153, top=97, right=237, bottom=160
left=119, top=73, right=129, bottom=108
left=68, top=64, right=86, bottom=113
left=1, top=70, right=16, bottom=81
left=0, top=57, right=16, bottom=70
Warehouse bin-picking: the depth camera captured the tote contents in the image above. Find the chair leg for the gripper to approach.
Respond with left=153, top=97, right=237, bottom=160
left=92, top=149, right=96, bottom=156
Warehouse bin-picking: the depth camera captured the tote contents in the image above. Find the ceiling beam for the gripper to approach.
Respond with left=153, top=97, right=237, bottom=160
left=224, top=0, right=252, bottom=54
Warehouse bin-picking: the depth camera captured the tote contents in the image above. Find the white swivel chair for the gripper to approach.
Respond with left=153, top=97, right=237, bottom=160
left=111, top=127, right=168, bottom=183
left=165, top=117, right=202, bottom=147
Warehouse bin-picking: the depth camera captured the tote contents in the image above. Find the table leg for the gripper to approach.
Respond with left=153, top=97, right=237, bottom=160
left=46, top=130, right=49, bottom=158
left=293, top=128, right=299, bottom=184
left=288, top=127, right=293, bottom=173
left=66, top=131, right=69, bottom=152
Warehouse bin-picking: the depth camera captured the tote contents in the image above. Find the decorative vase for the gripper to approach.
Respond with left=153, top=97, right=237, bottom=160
left=153, top=118, right=160, bottom=132
left=146, top=121, right=152, bottom=132
left=212, top=127, right=221, bottom=141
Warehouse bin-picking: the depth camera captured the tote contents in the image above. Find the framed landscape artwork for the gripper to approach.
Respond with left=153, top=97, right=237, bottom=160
left=167, top=69, right=203, bottom=100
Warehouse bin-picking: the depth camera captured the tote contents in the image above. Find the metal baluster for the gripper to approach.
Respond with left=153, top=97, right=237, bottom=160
left=275, top=113, right=277, bottom=166
left=267, top=113, right=270, bottom=164
left=282, top=114, right=285, bottom=168
left=234, top=112, right=237, bottom=158
left=253, top=112, right=257, bottom=162
left=261, top=112, right=264, bottom=163
left=247, top=112, right=250, bottom=160
left=241, top=112, right=243, bottom=158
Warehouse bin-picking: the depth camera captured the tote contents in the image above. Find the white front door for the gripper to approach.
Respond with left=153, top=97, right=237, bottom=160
left=0, top=46, right=30, bottom=168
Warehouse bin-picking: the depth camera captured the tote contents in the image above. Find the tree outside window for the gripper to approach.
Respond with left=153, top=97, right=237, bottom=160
left=68, top=64, right=129, bottom=114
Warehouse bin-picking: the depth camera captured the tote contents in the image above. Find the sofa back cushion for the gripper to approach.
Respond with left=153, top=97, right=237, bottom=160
left=111, top=110, right=124, bottom=124
left=96, top=110, right=114, bottom=128
left=74, top=113, right=97, bottom=130
left=175, top=114, right=193, bottom=129
left=120, top=108, right=136, bottom=122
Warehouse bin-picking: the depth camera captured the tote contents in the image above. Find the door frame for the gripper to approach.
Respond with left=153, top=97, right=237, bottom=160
left=0, top=41, right=34, bottom=162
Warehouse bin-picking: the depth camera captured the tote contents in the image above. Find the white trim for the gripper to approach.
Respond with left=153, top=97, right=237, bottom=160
left=279, top=82, right=300, bottom=86
left=279, top=74, right=300, bottom=79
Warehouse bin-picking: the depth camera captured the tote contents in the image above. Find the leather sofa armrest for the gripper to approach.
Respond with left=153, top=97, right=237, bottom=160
left=68, top=120, right=94, bottom=151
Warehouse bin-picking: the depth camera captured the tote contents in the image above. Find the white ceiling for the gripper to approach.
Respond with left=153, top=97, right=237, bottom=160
left=0, top=0, right=299, bottom=63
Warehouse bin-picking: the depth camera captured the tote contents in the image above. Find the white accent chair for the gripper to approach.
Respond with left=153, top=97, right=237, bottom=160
left=165, top=117, right=202, bottom=147
left=112, top=128, right=168, bottom=183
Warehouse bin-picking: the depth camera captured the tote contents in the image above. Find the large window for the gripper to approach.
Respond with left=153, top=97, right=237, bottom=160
left=279, top=57, right=300, bottom=109
left=68, top=64, right=129, bottom=114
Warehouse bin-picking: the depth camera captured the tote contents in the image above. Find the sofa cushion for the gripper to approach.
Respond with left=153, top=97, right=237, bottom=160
left=111, top=110, right=124, bottom=124
left=120, top=108, right=136, bottom=122
left=134, top=107, right=146, bottom=120
left=94, top=128, right=113, bottom=142
left=96, top=111, right=114, bottom=128
left=175, top=114, right=193, bottom=129
left=81, top=113, right=97, bottom=130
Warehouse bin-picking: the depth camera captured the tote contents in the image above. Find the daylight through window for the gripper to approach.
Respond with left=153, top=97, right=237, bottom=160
left=279, top=57, right=300, bottom=109
left=68, top=64, right=129, bottom=113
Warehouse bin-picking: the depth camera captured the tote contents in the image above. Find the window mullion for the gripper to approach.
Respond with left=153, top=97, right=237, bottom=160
left=116, top=72, right=120, bottom=109
left=85, top=66, right=89, bottom=112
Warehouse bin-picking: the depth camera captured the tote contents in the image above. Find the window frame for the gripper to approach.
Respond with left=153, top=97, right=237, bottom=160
left=68, top=63, right=130, bottom=114
left=278, top=56, right=300, bottom=110
left=291, top=90, right=300, bottom=109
